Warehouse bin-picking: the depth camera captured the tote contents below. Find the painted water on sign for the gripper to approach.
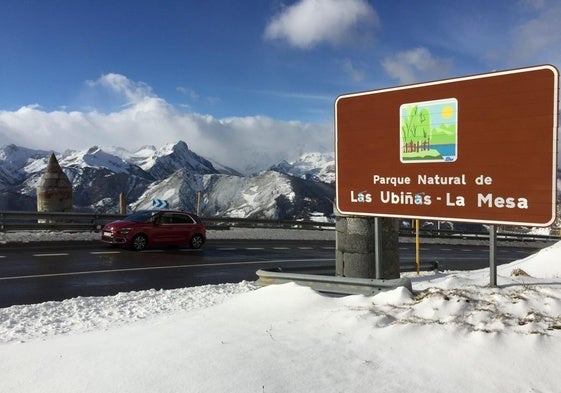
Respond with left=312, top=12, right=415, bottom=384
left=400, top=98, right=458, bottom=163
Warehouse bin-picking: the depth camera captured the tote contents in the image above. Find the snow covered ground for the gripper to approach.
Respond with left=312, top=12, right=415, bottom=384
left=1, top=229, right=561, bottom=392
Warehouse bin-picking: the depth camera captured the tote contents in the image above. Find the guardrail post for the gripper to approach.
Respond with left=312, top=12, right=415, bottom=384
left=119, top=193, right=126, bottom=215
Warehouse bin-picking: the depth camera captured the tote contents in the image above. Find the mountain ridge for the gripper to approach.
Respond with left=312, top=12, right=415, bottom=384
left=0, top=141, right=335, bottom=220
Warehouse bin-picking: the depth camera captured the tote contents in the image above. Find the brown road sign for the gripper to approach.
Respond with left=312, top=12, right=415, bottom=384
left=335, top=65, right=559, bottom=226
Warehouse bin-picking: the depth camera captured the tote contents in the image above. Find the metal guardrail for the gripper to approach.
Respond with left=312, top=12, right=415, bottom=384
left=0, top=210, right=335, bottom=233
left=398, top=227, right=561, bottom=243
left=256, top=267, right=413, bottom=295
left=0, top=210, right=559, bottom=244
left=0, top=211, right=119, bottom=232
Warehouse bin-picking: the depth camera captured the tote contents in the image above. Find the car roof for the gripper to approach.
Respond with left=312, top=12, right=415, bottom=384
left=137, top=209, right=197, bottom=216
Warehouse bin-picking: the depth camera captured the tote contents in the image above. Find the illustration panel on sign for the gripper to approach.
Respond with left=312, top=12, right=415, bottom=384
left=400, top=98, right=458, bottom=163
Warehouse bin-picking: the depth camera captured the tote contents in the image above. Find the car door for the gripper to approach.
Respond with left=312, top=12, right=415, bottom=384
left=171, top=213, right=196, bottom=243
left=151, top=212, right=176, bottom=244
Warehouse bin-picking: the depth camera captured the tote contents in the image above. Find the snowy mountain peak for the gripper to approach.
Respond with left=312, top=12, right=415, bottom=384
left=269, top=152, right=335, bottom=183
left=137, top=140, right=218, bottom=179
left=162, top=140, right=189, bottom=155
left=0, top=144, right=50, bottom=187
left=59, top=146, right=131, bottom=174
left=135, top=145, right=156, bottom=155
left=0, top=144, right=48, bottom=164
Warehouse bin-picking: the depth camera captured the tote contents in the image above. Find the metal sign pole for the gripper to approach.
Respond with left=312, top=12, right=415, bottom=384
left=374, top=217, right=383, bottom=279
left=489, top=224, right=497, bottom=286
left=415, top=219, right=420, bottom=275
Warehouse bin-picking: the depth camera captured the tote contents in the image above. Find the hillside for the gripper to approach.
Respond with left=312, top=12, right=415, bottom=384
left=0, top=141, right=335, bottom=220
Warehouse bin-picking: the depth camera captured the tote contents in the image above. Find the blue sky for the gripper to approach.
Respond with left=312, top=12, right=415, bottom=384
left=1, top=0, right=560, bottom=172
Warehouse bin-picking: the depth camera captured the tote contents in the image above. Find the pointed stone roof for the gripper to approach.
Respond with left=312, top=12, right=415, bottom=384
left=45, top=152, right=64, bottom=174
left=37, top=152, right=73, bottom=212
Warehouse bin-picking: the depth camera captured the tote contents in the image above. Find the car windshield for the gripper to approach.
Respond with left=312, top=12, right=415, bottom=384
left=125, top=211, right=158, bottom=223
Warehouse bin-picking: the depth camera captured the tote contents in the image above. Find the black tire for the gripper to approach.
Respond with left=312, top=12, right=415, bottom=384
left=131, top=234, right=148, bottom=251
left=190, top=234, right=204, bottom=249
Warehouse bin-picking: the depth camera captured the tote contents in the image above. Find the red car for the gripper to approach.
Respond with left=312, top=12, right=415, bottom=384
left=101, top=210, right=206, bottom=251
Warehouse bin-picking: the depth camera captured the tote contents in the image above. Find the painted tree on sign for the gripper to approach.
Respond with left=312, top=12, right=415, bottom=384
left=401, top=105, right=431, bottom=152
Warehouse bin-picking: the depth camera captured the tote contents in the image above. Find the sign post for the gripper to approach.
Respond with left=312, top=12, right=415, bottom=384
left=489, top=225, right=497, bottom=286
left=415, top=219, right=420, bottom=275
left=335, top=65, right=559, bottom=285
left=374, top=217, right=383, bottom=279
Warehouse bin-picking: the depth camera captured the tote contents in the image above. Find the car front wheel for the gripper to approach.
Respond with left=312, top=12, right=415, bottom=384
left=131, top=234, right=148, bottom=251
left=190, top=234, right=204, bottom=249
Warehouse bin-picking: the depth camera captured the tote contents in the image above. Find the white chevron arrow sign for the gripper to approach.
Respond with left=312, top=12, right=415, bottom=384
left=151, top=199, right=169, bottom=209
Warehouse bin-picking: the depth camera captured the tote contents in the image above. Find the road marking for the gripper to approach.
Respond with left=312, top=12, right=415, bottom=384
left=298, top=247, right=313, bottom=250
left=217, top=247, right=237, bottom=251
left=92, top=249, right=202, bottom=254
left=0, top=258, right=336, bottom=281
left=273, top=247, right=290, bottom=250
left=33, top=253, right=70, bottom=257
left=246, top=247, right=264, bottom=250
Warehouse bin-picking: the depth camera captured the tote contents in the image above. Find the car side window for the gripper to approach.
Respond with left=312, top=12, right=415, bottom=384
left=160, top=213, right=173, bottom=224
left=172, top=213, right=195, bottom=224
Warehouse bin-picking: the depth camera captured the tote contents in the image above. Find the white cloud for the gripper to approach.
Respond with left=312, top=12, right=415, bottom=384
left=447, top=1, right=561, bottom=69
left=340, top=58, right=365, bottom=82
left=507, top=1, right=561, bottom=66
left=381, top=47, right=452, bottom=85
left=176, top=86, right=221, bottom=106
left=0, top=74, right=332, bottom=174
left=176, top=86, right=199, bottom=101
left=264, top=0, right=378, bottom=49
left=86, top=73, right=156, bottom=105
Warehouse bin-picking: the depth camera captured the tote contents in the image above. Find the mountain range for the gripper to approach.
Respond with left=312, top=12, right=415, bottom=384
left=0, top=141, right=335, bottom=221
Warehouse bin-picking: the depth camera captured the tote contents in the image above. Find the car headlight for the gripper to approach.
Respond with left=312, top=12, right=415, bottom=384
left=117, top=228, right=132, bottom=235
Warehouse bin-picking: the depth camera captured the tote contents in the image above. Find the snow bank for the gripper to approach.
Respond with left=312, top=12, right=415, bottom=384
left=0, top=235, right=560, bottom=392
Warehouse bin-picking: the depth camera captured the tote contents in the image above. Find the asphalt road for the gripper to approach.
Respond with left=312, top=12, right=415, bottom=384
left=0, top=239, right=547, bottom=307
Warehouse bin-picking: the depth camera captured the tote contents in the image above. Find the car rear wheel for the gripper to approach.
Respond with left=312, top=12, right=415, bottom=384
left=190, top=234, right=204, bottom=249
left=131, top=234, right=148, bottom=251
